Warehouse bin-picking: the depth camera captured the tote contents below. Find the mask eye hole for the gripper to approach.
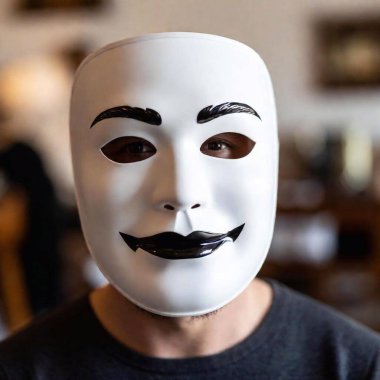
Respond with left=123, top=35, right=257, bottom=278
left=101, top=136, right=157, bottom=163
left=200, top=132, right=255, bottom=159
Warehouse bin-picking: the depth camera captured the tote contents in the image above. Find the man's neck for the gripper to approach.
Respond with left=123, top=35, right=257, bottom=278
left=90, top=279, right=273, bottom=359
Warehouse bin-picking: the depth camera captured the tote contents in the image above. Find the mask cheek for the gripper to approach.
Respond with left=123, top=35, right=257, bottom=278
left=210, top=153, right=273, bottom=213
left=208, top=151, right=276, bottom=261
left=89, top=160, right=153, bottom=221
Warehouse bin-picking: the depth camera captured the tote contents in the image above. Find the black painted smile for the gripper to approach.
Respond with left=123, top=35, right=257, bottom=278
left=119, top=224, right=245, bottom=260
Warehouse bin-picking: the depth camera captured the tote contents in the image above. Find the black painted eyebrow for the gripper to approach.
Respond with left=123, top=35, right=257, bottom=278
left=197, top=102, right=261, bottom=124
left=90, top=105, right=162, bottom=128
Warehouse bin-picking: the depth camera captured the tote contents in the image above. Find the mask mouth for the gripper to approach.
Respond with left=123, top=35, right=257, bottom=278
left=119, top=224, right=245, bottom=260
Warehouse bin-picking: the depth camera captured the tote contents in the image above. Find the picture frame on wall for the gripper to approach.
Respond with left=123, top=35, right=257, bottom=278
left=16, top=0, right=104, bottom=12
left=315, top=18, right=380, bottom=88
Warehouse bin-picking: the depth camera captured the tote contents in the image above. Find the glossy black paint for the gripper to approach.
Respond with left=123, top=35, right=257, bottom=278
left=197, top=102, right=261, bottom=124
left=90, top=106, right=162, bottom=128
left=119, top=224, right=245, bottom=260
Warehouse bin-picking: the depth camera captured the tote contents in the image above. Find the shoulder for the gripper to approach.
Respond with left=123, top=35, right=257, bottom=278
left=268, top=279, right=380, bottom=379
left=272, top=280, right=380, bottom=341
left=0, top=293, right=92, bottom=347
left=0, top=294, right=93, bottom=377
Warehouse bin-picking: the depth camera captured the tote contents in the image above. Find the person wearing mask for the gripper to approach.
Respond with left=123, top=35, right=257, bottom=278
left=0, top=33, right=378, bottom=379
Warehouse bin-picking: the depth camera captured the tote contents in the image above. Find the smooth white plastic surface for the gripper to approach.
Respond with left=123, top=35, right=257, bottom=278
left=70, top=32, right=278, bottom=317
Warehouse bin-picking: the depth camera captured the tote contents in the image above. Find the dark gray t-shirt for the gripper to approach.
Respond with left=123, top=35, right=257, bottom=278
left=0, top=280, right=379, bottom=379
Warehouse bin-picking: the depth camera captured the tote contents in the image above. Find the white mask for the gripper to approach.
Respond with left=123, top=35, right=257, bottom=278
left=70, top=33, right=278, bottom=317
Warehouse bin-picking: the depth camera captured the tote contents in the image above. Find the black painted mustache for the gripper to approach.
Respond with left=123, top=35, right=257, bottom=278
left=119, top=224, right=245, bottom=260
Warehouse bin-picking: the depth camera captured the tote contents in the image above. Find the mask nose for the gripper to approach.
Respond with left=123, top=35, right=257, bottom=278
left=151, top=143, right=211, bottom=213
left=162, top=202, right=201, bottom=211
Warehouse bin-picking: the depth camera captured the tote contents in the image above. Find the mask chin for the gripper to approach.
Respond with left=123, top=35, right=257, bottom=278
left=88, top=212, right=274, bottom=317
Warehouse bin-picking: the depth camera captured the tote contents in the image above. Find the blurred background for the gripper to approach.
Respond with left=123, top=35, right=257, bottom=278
left=0, top=0, right=380, bottom=336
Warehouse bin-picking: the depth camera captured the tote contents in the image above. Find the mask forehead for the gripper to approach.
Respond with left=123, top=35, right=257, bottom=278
left=71, top=33, right=276, bottom=139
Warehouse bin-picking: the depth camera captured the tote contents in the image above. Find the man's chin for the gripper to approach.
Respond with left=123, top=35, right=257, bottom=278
left=131, top=301, right=223, bottom=321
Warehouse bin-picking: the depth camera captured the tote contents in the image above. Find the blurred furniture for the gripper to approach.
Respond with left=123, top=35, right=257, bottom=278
left=262, top=136, right=380, bottom=331
left=0, top=189, right=32, bottom=332
left=0, top=141, right=62, bottom=315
